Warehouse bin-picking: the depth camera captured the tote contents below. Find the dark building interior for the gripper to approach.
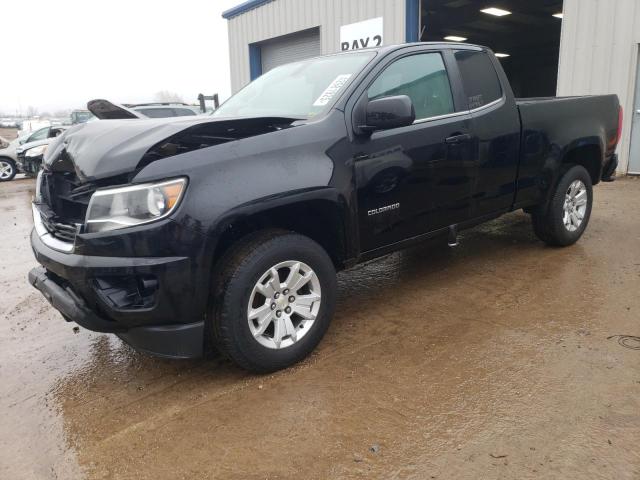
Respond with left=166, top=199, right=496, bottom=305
left=420, top=0, right=564, bottom=98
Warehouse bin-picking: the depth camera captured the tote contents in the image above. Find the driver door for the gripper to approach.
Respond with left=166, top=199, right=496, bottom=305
left=353, top=50, right=476, bottom=253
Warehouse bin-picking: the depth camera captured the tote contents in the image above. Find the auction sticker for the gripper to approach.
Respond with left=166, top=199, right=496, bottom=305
left=313, top=74, right=352, bottom=107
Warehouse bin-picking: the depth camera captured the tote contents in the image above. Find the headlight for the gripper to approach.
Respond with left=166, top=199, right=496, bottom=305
left=34, top=171, right=43, bottom=202
left=85, top=178, right=187, bottom=233
left=25, top=144, right=48, bottom=157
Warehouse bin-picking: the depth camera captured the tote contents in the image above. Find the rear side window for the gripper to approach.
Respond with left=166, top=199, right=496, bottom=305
left=173, top=108, right=197, bottom=117
left=455, top=50, right=502, bottom=110
left=138, top=108, right=175, bottom=118
left=368, top=52, right=454, bottom=121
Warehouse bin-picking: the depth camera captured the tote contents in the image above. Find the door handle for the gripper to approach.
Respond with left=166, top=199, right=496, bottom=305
left=445, top=133, right=472, bottom=144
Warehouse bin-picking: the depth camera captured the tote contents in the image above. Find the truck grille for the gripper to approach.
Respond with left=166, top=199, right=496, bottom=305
left=36, top=149, right=132, bottom=245
left=39, top=212, right=79, bottom=242
left=38, top=169, right=96, bottom=244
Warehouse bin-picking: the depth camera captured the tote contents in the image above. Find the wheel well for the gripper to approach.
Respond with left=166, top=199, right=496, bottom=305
left=563, top=145, right=602, bottom=185
left=213, top=200, right=348, bottom=270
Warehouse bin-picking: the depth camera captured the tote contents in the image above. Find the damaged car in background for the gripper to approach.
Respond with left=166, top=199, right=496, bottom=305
left=0, top=125, right=67, bottom=181
left=28, top=43, right=621, bottom=372
left=16, top=126, right=67, bottom=176
left=17, top=143, right=49, bottom=176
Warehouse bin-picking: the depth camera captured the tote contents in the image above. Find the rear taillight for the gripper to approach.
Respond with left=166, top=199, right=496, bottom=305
left=615, top=106, right=623, bottom=146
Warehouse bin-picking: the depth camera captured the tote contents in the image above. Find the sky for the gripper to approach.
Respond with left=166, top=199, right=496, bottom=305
left=1, top=0, right=240, bottom=116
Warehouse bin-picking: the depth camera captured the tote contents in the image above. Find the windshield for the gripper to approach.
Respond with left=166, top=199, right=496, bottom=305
left=213, top=52, right=376, bottom=119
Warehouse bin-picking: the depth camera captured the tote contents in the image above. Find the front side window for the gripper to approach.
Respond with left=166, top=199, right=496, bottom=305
left=368, top=52, right=454, bottom=121
left=28, top=127, right=49, bottom=143
left=213, top=52, right=376, bottom=119
left=455, top=50, right=502, bottom=109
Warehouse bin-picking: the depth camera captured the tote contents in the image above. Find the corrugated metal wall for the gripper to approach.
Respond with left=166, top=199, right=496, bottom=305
left=227, top=0, right=406, bottom=92
left=228, top=0, right=634, bottom=172
left=558, top=0, right=640, bottom=173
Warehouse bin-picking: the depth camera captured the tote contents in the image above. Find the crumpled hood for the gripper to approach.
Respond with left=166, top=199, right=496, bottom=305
left=16, top=137, right=52, bottom=155
left=87, top=99, right=144, bottom=120
left=44, top=115, right=299, bottom=181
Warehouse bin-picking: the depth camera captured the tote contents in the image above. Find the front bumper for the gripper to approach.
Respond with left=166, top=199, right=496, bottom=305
left=16, top=152, right=41, bottom=175
left=29, top=228, right=207, bottom=358
left=29, top=266, right=124, bottom=332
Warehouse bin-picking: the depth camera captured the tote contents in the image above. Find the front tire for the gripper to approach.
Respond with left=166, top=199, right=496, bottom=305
left=211, top=230, right=337, bottom=373
left=0, top=158, right=16, bottom=182
left=531, top=165, right=593, bottom=246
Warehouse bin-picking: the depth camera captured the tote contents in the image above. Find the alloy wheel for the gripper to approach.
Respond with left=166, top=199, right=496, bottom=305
left=247, top=260, right=322, bottom=349
left=0, top=161, right=14, bottom=180
left=563, top=179, right=588, bottom=232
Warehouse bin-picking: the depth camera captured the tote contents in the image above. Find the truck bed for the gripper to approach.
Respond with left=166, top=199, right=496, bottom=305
left=511, top=93, right=620, bottom=208
left=515, top=94, right=619, bottom=156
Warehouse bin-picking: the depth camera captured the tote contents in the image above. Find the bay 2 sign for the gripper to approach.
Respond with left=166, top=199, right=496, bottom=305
left=340, top=17, right=383, bottom=51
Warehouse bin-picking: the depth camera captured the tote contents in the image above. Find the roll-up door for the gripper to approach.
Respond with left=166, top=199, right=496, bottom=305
left=260, top=28, right=320, bottom=73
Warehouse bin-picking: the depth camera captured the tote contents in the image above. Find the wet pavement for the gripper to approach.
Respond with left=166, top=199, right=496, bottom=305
left=1, top=177, right=639, bottom=479
left=0, top=127, right=19, bottom=141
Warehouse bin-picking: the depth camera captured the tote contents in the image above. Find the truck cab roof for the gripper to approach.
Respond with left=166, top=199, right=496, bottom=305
left=336, top=41, right=486, bottom=56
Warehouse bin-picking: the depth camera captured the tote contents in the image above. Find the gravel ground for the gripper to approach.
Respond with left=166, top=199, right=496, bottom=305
left=1, top=176, right=639, bottom=479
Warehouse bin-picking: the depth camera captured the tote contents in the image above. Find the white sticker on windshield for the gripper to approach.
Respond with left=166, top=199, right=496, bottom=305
left=313, top=74, right=353, bottom=107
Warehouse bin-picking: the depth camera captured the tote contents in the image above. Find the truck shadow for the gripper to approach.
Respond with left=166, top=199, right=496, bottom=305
left=335, top=210, right=543, bottom=305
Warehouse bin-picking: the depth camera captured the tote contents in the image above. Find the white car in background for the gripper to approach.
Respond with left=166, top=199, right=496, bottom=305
left=0, top=118, right=19, bottom=128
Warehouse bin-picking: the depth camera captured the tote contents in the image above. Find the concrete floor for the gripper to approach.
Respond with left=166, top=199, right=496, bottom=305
left=1, top=176, right=639, bottom=479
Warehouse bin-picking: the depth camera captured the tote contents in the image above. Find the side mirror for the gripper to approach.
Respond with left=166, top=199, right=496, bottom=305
left=361, top=95, right=415, bottom=132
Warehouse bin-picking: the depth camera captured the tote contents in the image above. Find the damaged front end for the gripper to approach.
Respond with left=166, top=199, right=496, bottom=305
left=29, top=136, right=201, bottom=356
left=29, top=110, right=302, bottom=358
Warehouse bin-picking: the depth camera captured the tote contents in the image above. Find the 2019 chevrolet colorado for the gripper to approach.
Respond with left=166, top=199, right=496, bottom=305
left=28, top=43, right=621, bottom=372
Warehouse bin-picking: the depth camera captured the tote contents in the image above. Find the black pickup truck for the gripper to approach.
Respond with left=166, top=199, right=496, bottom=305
left=29, top=43, right=621, bottom=372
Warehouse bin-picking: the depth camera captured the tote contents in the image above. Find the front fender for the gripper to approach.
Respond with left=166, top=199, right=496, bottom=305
left=203, top=187, right=356, bottom=267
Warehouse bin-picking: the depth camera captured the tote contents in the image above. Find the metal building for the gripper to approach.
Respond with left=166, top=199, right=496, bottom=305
left=223, top=0, right=640, bottom=175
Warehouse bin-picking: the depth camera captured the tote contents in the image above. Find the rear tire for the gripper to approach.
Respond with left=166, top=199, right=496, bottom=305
left=211, top=230, right=337, bottom=373
left=0, top=158, right=16, bottom=182
left=531, top=165, right=593, bottom=246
